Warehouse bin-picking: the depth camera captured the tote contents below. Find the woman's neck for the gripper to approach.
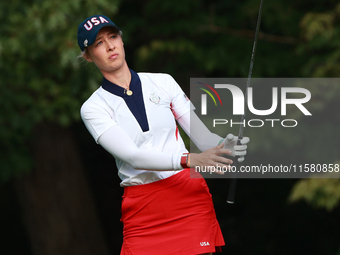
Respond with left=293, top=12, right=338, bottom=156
left=102, top=62, right=131, bottom=88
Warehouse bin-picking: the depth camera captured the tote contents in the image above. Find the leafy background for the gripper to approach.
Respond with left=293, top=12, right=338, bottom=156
left=1, top=0, right=340, bottom=254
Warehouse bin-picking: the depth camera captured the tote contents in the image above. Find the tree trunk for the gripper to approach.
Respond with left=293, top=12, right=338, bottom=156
left=14, top=122, right=111, bottom=255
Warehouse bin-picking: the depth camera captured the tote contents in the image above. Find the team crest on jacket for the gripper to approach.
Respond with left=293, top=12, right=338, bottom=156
left=149, top=93, right=161, bottom=104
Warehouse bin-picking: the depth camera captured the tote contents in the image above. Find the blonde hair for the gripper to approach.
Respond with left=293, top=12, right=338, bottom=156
left=77, top=48, right=89, bottom=60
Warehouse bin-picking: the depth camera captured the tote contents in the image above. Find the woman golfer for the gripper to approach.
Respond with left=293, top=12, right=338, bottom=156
left=77, top=15, right=249, bottom=255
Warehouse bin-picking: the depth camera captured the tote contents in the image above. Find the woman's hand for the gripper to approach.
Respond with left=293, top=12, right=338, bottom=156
left=222, top=134, right=250, bottom=163
left=188, top=143, right=233, bottom=175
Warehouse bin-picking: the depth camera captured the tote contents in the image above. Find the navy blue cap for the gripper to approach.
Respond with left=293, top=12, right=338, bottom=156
left=77, top=15, right=121, bottom=51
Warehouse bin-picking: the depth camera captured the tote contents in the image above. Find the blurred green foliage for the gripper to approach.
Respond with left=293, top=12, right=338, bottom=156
left=0, top=0, right=121, bottom=181
left=289, top=165, right=340, bottom=211
left=289, top=3, right=340, bottom=211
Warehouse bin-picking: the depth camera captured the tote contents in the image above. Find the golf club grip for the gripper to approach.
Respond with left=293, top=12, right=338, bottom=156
left=227, top=177, right=237, bottom=203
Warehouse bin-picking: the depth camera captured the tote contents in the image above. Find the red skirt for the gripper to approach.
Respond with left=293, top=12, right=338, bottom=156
left=120, top=168, right=225, bottom=255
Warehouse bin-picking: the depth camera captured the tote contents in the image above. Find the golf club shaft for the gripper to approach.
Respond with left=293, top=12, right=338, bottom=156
left=227, top=0, right=264, bottom=203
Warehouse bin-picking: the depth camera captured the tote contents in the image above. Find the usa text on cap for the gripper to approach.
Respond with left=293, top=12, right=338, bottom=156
left=77, top=15, right=121, bottom=51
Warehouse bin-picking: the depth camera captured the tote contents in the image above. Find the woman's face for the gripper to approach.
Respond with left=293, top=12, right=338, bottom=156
left=84, top=27, right=126, bottom=75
